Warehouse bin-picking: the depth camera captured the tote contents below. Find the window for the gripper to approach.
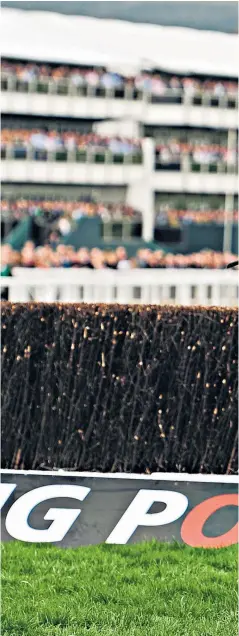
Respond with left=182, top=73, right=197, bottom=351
left=102, top=220, right=142, bottom=241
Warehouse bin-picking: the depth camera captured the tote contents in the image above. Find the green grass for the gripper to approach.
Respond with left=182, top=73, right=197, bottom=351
left=1, top=541, right=238, bottom=636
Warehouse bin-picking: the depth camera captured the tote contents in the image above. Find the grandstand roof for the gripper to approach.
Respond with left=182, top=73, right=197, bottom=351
left=1, top=8, right=238, bottom=78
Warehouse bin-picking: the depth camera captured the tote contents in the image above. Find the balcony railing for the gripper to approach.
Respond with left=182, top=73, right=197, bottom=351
left=1, top=73, right=238, bottom=110
left=1, top=144, right=237, bottom=174
left=1, top=145, right=143, bottom=165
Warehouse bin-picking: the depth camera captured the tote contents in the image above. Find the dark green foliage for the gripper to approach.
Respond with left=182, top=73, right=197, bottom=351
left=1, top=303, right=238, bottom=473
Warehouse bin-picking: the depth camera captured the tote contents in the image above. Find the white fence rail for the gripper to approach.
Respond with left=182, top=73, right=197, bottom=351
left=1, top=83, right=238, bottom=130
left=1, top=269, right=238, bottom=306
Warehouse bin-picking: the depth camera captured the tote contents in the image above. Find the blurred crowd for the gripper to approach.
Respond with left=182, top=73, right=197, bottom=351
left=1, top=199, right=141, bottom=224
left=2, top=200, right=238, bottom=237
left=2, top=60, right=238, bottom=97
left=2, top=129, right=237, bottom=169
left=2, top=199, right=237, bottom=227
left=1, top=242, right=237, bottom=275
left=156, top=140, right=237, bottom=168
left=1, top=129, right=142, bottom=156
left=156, top=208, right=238, bottom=226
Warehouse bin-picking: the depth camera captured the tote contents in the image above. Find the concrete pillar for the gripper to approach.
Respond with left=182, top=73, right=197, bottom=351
left=126, top=137, right=155, bottom=242
left=223, top=193, right=234, bottom=253
left=227, top=128, right=237, bottom=173
left=223, top=126, right=236, bottom=253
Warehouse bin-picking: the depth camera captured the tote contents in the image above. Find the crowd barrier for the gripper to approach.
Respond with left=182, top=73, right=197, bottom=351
left=1, top=268, right=238, bottom=306
left=1, top=302, right=238, bottom=475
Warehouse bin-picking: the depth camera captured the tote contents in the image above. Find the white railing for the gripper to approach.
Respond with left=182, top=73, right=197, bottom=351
left=2, top=145, right=236, bottom=174
left=1, top=76, right=238, bottom=129
left=1, top=144, right=237, bottom=198
left=1, top=268, right=238, bottom=306
left=2, top=74, right=238, bottom=107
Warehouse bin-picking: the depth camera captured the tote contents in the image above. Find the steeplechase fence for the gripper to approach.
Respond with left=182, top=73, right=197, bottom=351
left=1, top=302, right=238, bottom=475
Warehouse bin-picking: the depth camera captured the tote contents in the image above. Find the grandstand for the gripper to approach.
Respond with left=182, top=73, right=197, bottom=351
left=1, top=8, right=238, bottom=304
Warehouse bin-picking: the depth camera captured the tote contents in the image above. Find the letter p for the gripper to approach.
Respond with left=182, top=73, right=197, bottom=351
left=106, top=489, right=188, bottom=544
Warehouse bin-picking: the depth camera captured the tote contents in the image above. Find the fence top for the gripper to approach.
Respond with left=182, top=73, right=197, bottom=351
left=2, top=267, right=237, bottom=285
left=1, top=468, right=238, bottom=483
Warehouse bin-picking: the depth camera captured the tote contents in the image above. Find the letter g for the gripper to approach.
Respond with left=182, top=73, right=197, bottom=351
left=5, top=485, right=90, bottom=543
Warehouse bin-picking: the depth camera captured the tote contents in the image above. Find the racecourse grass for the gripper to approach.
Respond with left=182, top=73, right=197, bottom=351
left=1, top=541, right=237, bottom=636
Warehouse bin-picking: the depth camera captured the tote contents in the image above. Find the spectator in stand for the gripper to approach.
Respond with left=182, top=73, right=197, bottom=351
left=136, top=248, right=155, bottom=268
left=104, top=251, right=118, bottom=269
left=1, top=244, right=14, bottom=276
left=90, top=248, right=105, bottom=270
left=71, top=248, right=93, bottom=268
left=21, top=241, right=35, bottom=267
left=115, top=246, right=131, bottom=270
left=47, top=231, right=61, bottom=249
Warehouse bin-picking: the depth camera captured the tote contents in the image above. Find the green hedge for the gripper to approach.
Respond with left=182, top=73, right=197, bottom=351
left=1, top=303, right=238, bottom=474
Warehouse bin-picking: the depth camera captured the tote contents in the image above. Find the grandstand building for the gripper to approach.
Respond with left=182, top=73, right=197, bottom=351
left=1, top=8, right=238, bottom=258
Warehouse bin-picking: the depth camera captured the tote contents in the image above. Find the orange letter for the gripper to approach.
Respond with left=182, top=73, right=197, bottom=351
left=181, top=494, right=238, bottom=548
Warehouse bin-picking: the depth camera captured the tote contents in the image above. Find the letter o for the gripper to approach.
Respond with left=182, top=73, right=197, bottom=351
left=181, top=494, right=238, bottom=548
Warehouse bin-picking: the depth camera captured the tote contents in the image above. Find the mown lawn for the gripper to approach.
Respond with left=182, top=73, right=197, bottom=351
left=1, top=541, right=238, bottom=636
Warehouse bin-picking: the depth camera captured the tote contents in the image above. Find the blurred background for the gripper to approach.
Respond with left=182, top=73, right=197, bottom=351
left=1, top=1, right=238, bottom=306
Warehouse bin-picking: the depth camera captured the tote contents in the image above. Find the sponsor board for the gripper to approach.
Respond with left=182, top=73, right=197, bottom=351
left=1, top=470, right=238, bottom=548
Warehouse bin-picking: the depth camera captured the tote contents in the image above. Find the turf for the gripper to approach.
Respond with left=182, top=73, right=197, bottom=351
left=1, top=541, right=238, bottom=636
